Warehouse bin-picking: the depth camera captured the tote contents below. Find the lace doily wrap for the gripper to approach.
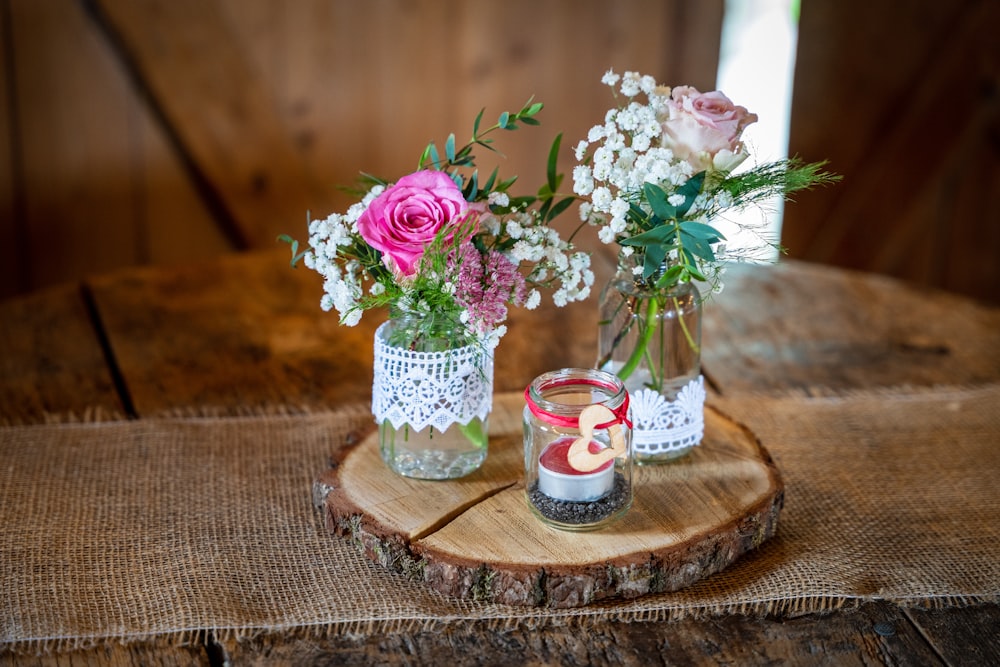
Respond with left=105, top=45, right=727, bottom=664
left=630, top=375, right=705, bottom=454
left=372, top=323, right=493, bottom=432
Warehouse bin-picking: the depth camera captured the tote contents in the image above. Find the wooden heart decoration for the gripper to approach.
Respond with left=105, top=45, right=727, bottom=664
left=566, top=403, right=627, bottom=472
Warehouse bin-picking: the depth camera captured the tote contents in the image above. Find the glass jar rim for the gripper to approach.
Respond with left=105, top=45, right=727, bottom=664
left=525, top=368, right=627, bottom=422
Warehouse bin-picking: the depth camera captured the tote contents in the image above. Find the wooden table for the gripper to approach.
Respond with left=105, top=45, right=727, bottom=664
left=2, top=251, right=999, bottom=665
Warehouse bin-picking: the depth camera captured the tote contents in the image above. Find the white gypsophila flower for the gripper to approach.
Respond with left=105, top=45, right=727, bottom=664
left=598, top=225, right=616, bottom=244
left=587, top=124, right=606, bottom=143
left=488, top=191, right=509, bottom=207
left=621, top=245, right=634, bottom=257
left=341, top=308, right=362, bottom=327
left=640, top=75, right=657, bottom=95
left=609, top=197, right=629, bottom=220
left=552, top=289, right=568, bottom=307
left=593, top=143, right=614, bottom=169
left=620, top=72, right=642, bottom=97
left=546, top=247, right=569, bottom=271
left=480, top=213, right=501, bottom=236
left=361, top=185, right=384, bottom=206
left=615, top=104, right=639, bottom=132
left=668, top=194, right=686, bottom=207
left=511, top=239, right=544, bottom=263
left=525, top=289, right=541, bottom=310
left=591, top=186, right=613, bottom=212
left=604, top=128, right=626, bottom=152
left=482, top=325, right=507, bottom=350
left=574, top=140, right=589, bottom=161
left=505, top=219, right=524, bottom=239
left=369, top=281, right=385, bottom=296
left=579, top=202, right=593, bottom=222
left=615, top=147, right=637, bottom=174
left=631, top=133, right=651, bottom=153
left=693, top=192, right=712, bottom=212
left=572, top=165, right=594, bottom=196
left=601, top=70, right=621, bottom=87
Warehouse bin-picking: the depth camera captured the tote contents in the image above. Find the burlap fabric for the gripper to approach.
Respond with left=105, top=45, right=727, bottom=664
left=2, top=385, right=998, bottom=652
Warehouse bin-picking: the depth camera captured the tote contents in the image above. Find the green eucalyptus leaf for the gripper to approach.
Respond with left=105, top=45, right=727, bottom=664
left=620, top=224, right=676, bottom=247
left=498, top=111, right=510, bottom=129
left=643, top=244, right=667, bottom=279
left=627, top=202, right=649, bottom=227
left=655, top=264, right=685, bottom=289
left=463, top=170, right=479, bottom=201
left=519, top=117, right=540, bottom=126
left=682, top=233, right=717, bottom=262
left=643, top=182, right=676, bottom=220
left=547, top=133, right=562, bottom=193
left=445, top=133, right=456, bottom=163
left=507, top=194, right=535, bottom=208
left=687, top=265, right=707, bottom=282
left=680, top=249, right=707, bottom=281
left=538, top=198, right=553, bottom=221
left=473, top=108, right=485, bottom=137
left=482, top=167, right=499, bottom=193
left=675, top=172, right=705, bottom=216
left=678, top=220, right=724, bottom=242
left=497, top=175, right=519, bottom=191
left=418, top=144, right=432, bottom=169
left=545, top=196, right=576, bottom=223
left=276, top=234, right=308, bottom=267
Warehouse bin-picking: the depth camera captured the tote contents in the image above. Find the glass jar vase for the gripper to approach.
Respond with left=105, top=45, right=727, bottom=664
left=597, top=267, right=706, bottom=463
left=372, top=309, right=492, bottom=480
left=523, top=368, right=633, bottom=531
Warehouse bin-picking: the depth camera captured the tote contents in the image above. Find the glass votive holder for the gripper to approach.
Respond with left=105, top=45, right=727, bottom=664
left=523, top=368, right=633, bottom=531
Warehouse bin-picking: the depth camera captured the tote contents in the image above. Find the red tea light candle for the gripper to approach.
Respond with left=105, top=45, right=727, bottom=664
left=538, top=436, right=615, bottom=502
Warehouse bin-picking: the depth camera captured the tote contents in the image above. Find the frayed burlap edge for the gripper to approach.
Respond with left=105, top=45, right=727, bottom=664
left=4, top=593, right=997, bottom=657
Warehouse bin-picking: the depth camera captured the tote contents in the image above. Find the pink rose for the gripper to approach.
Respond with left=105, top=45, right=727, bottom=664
left=357, top=170, right=472, bottom=277
left=660, top=86, right=758, bottom=172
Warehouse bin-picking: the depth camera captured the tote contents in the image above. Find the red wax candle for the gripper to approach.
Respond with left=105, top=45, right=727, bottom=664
left=539, top=437, right=614, bottom=475
left=538, top=437, right=615, bottom=501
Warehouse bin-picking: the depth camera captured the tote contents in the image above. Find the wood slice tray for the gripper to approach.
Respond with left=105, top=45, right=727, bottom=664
left=314, top=393, right=784, bottom=608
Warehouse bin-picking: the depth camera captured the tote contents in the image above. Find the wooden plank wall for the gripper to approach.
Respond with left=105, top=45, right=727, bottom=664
left=785, top=0, right=1000, bottom=305
left=7, top=1, right=993, bottom=305
left=0, top=0, right=723, bottom=301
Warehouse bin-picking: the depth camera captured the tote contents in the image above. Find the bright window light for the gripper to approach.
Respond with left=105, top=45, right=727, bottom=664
left=716, top=0, right=800, bottom=261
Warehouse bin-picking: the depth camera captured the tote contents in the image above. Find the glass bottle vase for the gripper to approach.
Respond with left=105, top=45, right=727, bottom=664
left=372, top=310, right=492, bottom=480
left=597, top=270, right=706, bottom=463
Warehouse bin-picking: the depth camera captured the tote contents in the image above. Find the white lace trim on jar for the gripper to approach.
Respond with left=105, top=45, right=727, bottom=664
left=629, top=375, right=705, bottom=454
left=372, top=322, right=493, bottom=432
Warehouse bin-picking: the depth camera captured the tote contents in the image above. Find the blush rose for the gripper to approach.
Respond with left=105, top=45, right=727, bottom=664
left=357, top=170, right=473, bottom=277
left=660, top=86, right=758, bottom=172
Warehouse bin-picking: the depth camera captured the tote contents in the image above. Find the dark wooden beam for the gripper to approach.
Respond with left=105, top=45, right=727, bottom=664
left=84, top=0, right=333, bottom=249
